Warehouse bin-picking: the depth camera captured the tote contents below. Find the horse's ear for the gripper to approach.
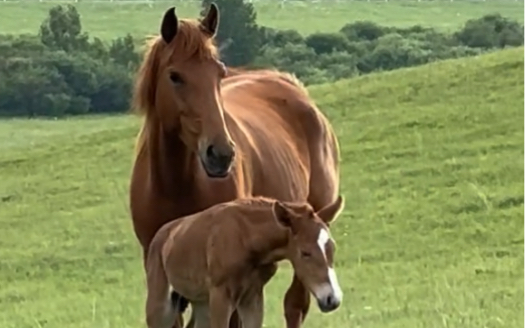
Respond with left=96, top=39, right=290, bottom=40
left=161, top=7, right=178, bottom=44
left=200, top=3, right=220, bottom=37
left=316, top=195, right=345, bottom=224
left=273, top=201, right=297, bottom=233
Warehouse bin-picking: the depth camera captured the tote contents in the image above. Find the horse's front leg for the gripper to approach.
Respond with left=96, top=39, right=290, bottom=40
left=284, top=274, right=311, bottom=328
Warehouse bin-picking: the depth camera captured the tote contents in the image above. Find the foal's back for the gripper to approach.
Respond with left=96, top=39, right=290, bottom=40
left=147, top=199, right=272, bottom=301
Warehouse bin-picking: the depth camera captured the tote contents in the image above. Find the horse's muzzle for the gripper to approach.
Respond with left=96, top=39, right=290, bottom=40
left=200, top=143, right=235, bottom=178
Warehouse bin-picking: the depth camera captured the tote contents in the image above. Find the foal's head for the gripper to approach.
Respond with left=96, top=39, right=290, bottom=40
left=272, top=196, right=345, bottom=313
left=134, top=4, right=235, bottom=178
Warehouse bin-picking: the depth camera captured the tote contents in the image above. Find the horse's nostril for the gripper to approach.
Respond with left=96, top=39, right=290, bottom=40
left=206, top=145, right=217, bottom=159
left=206, top=144, right=234, bottom=162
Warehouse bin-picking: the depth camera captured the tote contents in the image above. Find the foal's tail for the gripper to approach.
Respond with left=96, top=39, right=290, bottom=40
left=145, top=235, right=186, bottom=328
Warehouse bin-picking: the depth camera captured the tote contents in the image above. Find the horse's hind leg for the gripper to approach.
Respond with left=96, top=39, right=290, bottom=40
left=284, top=122, right=340, bottom=328
left=283, top=277, right=310, bottom=328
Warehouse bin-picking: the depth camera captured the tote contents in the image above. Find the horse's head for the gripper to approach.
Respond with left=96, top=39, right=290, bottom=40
left=134, top=4, right=235, bottom=178
left=272, top=196, right=345, bottom=313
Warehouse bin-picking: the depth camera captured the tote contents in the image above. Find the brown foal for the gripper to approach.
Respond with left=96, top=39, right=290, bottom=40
left=145, top=196, right=345, bottom=328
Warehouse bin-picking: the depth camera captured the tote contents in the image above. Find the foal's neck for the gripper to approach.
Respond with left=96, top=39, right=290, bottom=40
left=247, top=212, right=290, bottom=265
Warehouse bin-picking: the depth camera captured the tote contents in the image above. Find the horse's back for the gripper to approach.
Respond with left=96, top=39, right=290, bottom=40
left=221, top=70, right=340, bottom=208
left=223, top=70, right=336, bottom=156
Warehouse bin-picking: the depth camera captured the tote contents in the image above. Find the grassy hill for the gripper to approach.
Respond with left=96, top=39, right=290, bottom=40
left=0, top=47, right=523, bottom=328
left=0, top=1, right=523, bottom=38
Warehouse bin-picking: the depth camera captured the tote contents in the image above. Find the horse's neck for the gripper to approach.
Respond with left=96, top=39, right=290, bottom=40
left=247, top=214, right=289, bottom=265
left=148, top=121, right=196, bottom=199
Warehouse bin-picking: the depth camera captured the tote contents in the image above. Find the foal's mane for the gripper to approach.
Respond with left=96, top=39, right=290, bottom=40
left=132, top=19, right=220, bottom=157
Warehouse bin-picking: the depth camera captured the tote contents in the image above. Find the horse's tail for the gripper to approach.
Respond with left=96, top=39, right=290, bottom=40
left=145, top=233, right=186, bottom=328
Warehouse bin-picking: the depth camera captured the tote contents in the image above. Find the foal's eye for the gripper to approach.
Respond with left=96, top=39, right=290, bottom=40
left=169, top=72, right=184, bottom=85
left=300, top=250, right=312, bottom=259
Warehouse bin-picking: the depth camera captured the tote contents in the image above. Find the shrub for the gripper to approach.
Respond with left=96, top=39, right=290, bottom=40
left=305, top=32, right=350, bottom=55
left=455, top=14, right=524, bottom=49
left=0, top=5, right=139, bottom=117
left=340, top=21, right=386, bottom=42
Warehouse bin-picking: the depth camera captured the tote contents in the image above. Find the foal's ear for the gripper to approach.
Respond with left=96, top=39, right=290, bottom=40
left=200, top=3, right=220, bottom=37
left=273, top=201, right=295, bottom=231
left=316, top=195, right=345, bottom=224
left=161, top=7, right=178, bottom=44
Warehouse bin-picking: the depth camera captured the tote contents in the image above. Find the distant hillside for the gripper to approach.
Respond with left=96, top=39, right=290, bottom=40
left=0, top=1, right=522, bottom=38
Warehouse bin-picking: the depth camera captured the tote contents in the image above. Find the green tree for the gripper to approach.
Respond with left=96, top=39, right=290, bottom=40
left=455, top=14, right=524, bottom=49
left=109, top=34, right=140, bottom=69
left=260, top=27, right=304, bottom=48
left=200, top=0, right=262, bottom=66
left=39, top=4, right=89, bottom=52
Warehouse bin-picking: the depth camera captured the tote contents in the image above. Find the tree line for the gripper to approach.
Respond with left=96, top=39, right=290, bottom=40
left=0, top=1, right=522, bottom=117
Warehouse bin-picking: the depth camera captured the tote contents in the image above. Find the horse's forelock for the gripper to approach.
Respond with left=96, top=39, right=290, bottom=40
left=171, top=19, right=219, bottom=61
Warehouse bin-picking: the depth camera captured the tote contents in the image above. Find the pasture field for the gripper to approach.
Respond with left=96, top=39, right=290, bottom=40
left=0, top=47, right=523, bottom=328
left=0, top=0, right=523, bottom=38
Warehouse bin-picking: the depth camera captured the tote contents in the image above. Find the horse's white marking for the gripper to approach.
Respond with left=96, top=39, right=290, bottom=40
left=314, top=228, right=343, bottom=303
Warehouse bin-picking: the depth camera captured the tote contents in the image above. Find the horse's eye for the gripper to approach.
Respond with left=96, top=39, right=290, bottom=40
left=169, top=72, right=184, bottom=85
left=300, top=250, right=312, bottom=259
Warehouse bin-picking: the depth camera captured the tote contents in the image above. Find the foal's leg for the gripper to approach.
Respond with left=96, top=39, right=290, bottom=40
left=236, top=266, right=275, bottom=328
left=144, top=249, right=180, bottom=328
left=209, top=287, right=235, bottom=328
left=226, top=264, right=276, bottom=328
left=229, top=312, right=242, bottom=328
left=143, top=247, right=185, bottom=328
left=237, top=289, right=264, bottom=328
left=190, top=302, right=210, bottom=328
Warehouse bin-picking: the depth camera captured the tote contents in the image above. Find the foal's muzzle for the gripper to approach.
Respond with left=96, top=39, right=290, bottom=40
left=200, top=142, right=235, bottom=178
left=317, top=293, right=341, bottom=313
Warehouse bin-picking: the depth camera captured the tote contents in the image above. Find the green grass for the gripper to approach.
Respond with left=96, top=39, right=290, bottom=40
left=0, top=47, right=523, bottom=328
left=0, top=0, right=523, bottom=39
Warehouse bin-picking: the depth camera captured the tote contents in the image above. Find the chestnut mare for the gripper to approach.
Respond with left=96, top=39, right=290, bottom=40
left=145, top=196, right=344, bottom=328
left=130, top=4, right=340, bottom=328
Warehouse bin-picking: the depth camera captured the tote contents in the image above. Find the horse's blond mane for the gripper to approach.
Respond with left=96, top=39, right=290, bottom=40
left=132, top=18, right=220, bottom=157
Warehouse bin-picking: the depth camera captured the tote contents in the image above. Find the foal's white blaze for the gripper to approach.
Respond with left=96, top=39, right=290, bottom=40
left=314, top=228, right=343, bottom=303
